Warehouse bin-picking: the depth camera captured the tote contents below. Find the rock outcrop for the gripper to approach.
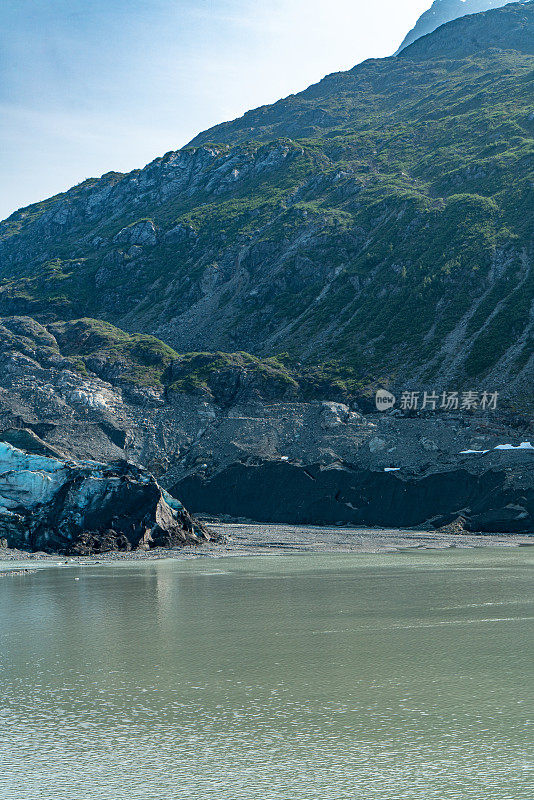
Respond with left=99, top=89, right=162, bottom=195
left=0, top=442, right=213, bottom=554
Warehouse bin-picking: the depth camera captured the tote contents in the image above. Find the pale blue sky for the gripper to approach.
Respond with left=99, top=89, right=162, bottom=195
left=0, top=0, right=429, bottom=219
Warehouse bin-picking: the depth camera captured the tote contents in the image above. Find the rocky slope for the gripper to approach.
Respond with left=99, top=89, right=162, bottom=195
left=0, top=314, right=531, bottom=533
left=0, top=3, right=532, bottom=403
left=395, top=0, right=530, bottom=54
left=0, top=439, right=213, bottom=555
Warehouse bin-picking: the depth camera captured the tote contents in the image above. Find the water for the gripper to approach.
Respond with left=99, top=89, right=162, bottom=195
left=0, top=548, right=532, bottom=799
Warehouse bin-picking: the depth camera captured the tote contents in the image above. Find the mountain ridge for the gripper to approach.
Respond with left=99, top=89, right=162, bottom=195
left=0, top=2, right=532, bottom=402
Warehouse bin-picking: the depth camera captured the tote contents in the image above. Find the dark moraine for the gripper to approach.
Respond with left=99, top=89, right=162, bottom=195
left=174, top=461, right=534, bottom=532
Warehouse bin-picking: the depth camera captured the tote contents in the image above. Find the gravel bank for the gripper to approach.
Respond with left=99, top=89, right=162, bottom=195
left=1, top=523, right=533, bottom=571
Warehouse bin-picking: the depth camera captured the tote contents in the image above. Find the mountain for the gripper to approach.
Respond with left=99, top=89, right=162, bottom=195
left=0, top=1, right=532, bottom=402
left=395, top=0, right=531, bottom=54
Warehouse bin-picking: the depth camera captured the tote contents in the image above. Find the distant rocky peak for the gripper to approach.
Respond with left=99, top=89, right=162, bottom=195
left=398, top=0, right=534, bottom=59
left=395, top=0, right=531, bottom=54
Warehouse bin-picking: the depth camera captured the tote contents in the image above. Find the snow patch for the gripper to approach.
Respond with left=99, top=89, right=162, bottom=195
left=460, top=441, right=534, bottom=454
left=460, top=449, right=490, bottom=455
left=494, top=441, right=534, bottom=451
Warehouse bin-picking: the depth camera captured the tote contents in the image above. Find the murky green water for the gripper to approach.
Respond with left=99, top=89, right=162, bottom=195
left=0, top=548, right=532, bottom=799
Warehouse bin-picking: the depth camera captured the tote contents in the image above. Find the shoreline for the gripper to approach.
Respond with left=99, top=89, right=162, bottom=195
left=1, top=523, right=533, bottom=572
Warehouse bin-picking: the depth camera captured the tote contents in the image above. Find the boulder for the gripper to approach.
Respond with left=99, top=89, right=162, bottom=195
left=321, top=402, right=350, bottom=429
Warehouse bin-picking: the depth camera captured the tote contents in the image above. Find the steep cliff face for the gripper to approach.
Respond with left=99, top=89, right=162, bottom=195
left=0, top=4, right=532, bottom=402
left=174, top=460, right=534, bottom=533
left=395, top=0, right=530, bottom=54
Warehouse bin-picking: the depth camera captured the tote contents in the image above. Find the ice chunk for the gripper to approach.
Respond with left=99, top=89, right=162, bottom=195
left=0, top=441, right=65, bottom=476
left=460, top=449, right=490, bottom=455
left=494, top=442, right=534, bottom=451
left=162, top=489, right=184, bottom=512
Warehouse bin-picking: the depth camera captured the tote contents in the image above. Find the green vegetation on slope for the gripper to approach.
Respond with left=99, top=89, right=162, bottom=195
left=0, top=3, right=532, bottom=396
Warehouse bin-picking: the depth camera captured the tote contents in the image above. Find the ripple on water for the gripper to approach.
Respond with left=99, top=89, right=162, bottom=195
left=0, top=549, right=532, bottom=799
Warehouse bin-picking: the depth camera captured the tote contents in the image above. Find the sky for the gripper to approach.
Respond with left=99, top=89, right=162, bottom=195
left=0, top=0, right=430, bottom=220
